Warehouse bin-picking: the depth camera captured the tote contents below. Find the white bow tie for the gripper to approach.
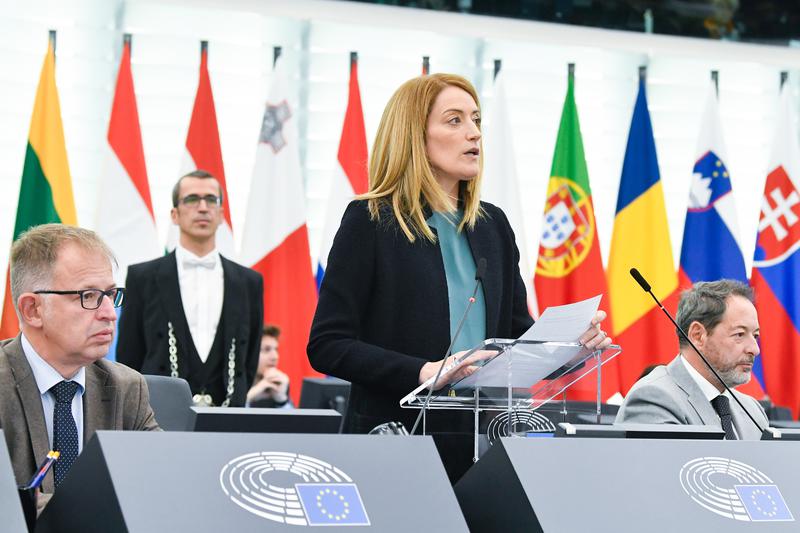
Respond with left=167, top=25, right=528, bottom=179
left=183, top=256, right=216, bottom=269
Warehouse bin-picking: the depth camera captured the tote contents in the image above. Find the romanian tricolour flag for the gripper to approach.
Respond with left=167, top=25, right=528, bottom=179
left=96, top=36, right=160, bottom=285
left=0, top=36, right=77, bottom=338
left=316, top=53, right=368, bottom=288
left=751, top=83, right=800, bottom=417
left=533, top=69, right=619, bottom=399
left=240, top=53, right=321, bottom=404
left=678, top=80, right=765, bottom=398
left=607, top=75, right=679, bottom=392
left=170, top=41, right=234, bottom=257
left=481, top=68, right=536, bottom=316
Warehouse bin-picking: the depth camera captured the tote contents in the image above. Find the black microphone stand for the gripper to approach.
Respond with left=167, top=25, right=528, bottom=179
left=410, top=258, right=486, bottom=436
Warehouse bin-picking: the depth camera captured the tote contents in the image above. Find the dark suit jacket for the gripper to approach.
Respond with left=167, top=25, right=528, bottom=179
left=615, top=355, right=768, bottom=440
left=0, top=336, right=159, bottom=494
left=308, top=200, right=533, bottom=433
left=116, top=252, right=263, bottom=407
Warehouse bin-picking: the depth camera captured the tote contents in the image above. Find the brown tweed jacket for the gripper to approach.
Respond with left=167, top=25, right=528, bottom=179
left=0, top=335, right=159, bottom=495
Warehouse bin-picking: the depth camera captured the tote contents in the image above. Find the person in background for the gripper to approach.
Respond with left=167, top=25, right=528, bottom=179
left=616, top=280, right=767, bottom=440
left=0, top=224, right=159, bottom=509
left=247, top=324, right=291, bottom=408
left=117, top=169, right=263, bottom=407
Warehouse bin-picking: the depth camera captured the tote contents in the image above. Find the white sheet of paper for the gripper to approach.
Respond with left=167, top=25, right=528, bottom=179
left=519, top=294, right=602, bottom=342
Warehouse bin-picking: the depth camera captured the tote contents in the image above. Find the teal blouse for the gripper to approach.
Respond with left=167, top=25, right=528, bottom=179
left=427, top=210, right=487, bottom=353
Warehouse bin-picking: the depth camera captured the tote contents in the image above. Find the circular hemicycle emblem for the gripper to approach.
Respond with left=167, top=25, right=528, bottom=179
left=486, top=409, right=556, bottom=444
left=679, top=456, right=794, bottom=522
left=536, top=177, right=595, bottom=278
left=220, top=451, right=370, bottom=527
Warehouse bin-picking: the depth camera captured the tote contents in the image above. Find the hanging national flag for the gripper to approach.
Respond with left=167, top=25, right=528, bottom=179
left=316, top=53, right=368, bottom=288
left=240, top=53, right=321, bottom=404
left=97, top=35, right=160, bottom=285
left=607, top=73, right=680, bottom=392
left=678, top=79, right=765, bottom=398
left=481, top=68, right=537, bottom=317
left=96, top=36, right=161, bottom=362
left=172, top=41, right=234, bottom=257
left=751, top=83, right=800, bottom=417
left=0, top=35, right=77, bottom=338
left=533, top=67, right=619, bottom=400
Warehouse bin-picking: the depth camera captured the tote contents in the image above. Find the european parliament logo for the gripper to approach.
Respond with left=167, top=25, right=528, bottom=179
left=219, top=451, right=370, bottom=527
left=679, top=457, right=794, bottom=522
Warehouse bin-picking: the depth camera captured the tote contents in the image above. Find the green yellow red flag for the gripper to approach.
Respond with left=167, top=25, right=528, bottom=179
left=0, top=36, right=77, bottom=338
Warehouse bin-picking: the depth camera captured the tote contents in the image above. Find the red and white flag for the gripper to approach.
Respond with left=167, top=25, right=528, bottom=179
left=316, top=53, right=369, bottom=286
left=172, top=41, right=234, bottom=257
left=96, top=36, right=160, bottom=284
left=240, top=54, right=321, bottom=404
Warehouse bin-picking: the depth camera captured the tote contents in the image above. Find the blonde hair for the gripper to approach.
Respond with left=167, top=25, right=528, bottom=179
left=360, top=73, right=483, bottom=242
left=10, top=224, right=117, bottom=311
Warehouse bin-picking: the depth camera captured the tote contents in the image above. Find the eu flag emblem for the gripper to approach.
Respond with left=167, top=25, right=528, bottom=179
left=296, top=483, right=370, bottom=526
left=735, top=485, right=795, bottom=522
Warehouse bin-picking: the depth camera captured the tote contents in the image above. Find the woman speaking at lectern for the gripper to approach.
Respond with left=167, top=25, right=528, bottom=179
left=308, top=73, right=610, bottom=443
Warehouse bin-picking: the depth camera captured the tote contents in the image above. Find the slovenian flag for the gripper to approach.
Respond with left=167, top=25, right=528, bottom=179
left=316, top=53, right=368, bottom=288
left=678, top=79, right=764, bottom=398
left=240, top=53, right=321, bottom=403
left=751, top=82, right=800, bottom=417
left=0, top=34, right=77, bottom=338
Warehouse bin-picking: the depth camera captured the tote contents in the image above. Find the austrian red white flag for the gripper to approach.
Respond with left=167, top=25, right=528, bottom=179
left=481, top=70, right=537, bottom=316
left=170, top=41, right=234, bottom=257
left=240, top=54, right=321, bottom=403
left=96, top=36, right=160, bottom=284
left=316, top=53, right=369, bottom=287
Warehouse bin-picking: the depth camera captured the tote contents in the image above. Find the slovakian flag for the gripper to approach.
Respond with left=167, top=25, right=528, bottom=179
left=0, top=33, right=77, bottom=339
left=751, top=83, right=800, bottom=417
left=678, top=79, right=765, bottom=398
left=240, top=53, right=321, bottom=404
left=481, top=67, right=537, bottom=317
left=97, top=35, right=160, bottom=284
left=171, top=41, right=234, bottom=257
left=533, top=67, right=619, bottom=400
left=316, top=53, right=368, bottom=288
left=607, top=73, right=680, bottom=392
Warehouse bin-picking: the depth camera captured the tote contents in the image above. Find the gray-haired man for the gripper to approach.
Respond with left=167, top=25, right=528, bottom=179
left=0, top=224, right=159, bottom=506
left=615, top=279, right=768, bottom=440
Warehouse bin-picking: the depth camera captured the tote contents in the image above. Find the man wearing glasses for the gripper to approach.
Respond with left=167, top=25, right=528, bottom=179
left=117, top=170, right=263, bottom=407
left=0, top=224, right=159, bottom=502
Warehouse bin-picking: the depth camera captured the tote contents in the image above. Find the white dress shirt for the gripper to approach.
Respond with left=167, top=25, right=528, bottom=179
left=21, top=334, right=86, bottom=452
left=175, top=244, right=224, bottom=363
left=680, top=354, right=740, bottom=439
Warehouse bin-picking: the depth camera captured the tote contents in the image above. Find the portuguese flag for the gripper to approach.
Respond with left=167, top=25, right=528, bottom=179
left=0, top=36, right=77, bottom=338
left=533, top=68, right=620, bottom=400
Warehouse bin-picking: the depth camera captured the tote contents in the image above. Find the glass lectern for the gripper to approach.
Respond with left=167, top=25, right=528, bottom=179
left=400, top=339, right=622, bottom=461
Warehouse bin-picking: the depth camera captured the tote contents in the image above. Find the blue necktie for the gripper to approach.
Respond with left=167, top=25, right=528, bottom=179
left=51, top=380, right=80, bottom=486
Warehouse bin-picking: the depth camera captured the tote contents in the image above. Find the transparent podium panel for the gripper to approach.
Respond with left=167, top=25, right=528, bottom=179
left=399, top=339, right=621, bottom=462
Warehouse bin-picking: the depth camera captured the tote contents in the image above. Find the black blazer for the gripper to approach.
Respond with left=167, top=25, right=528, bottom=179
left=117, top=252, right=263, bottom=407
left=308, top=200, right=533, bottom=433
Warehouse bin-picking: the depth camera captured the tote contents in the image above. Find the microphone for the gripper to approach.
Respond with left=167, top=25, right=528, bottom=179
left=409, top=257, right=487, bottom=436
left=628, top=268, right=765, bottom=435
